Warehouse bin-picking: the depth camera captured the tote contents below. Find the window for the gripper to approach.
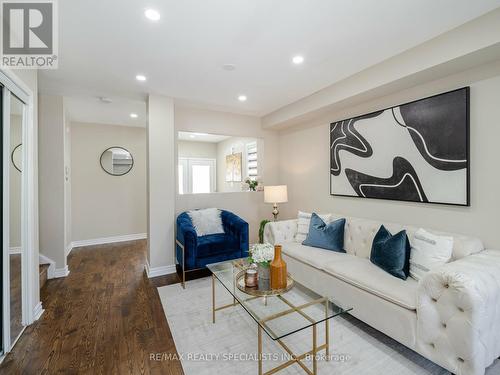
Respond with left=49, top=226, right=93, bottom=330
left=192, top=164, right=211, bottom=193
left=178, top=158, right=216, bottom=194
left=246, top=141, right=258, bottom=180
left=178, top=163, right=185, bottom=194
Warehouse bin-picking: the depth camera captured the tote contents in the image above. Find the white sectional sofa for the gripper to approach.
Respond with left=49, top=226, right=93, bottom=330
left=264, top=214, right=500, bottom=375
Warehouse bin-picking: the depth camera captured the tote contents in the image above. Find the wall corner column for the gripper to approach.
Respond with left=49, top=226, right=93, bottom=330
left=146, top=95, right=175, bottom=277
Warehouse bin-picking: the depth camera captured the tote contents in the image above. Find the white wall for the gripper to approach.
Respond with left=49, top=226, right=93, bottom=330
left=178, top=140, right=217, bottom=159
left=70, top=122, right=147, bottom=242
left=179, top=137, right=263, bottom=194
left=64, top=110, right=71, bottom=253
left=175, top=106, right=280, bottom=242
left=278, top=74, right=500, bottom=249
left=147, top=95, right=175, bottom=272
left=39, top=95, right=66, bottom=269
left=216, top=136, right=262, bottom=193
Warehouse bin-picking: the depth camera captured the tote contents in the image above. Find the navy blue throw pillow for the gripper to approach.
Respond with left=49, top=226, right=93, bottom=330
left=370, top=225, right=411, bottom=280
left=302, top=213, right=346, bottom=253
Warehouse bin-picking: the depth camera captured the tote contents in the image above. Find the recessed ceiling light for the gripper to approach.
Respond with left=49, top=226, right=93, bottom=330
left=136, top=74, right=146, bottom=82
left=189, top=134, right=196, bottom=138
left=145, top=9, right=160, bottom=21
left=292, top=55, right=304, bottom=65
left=222, top=64, right=236, bottom=71
left=98, top=96, right=112, bottom=104
left=238, top=95, right=247, bottom=102
left=130, top=113, right=138, bottom=118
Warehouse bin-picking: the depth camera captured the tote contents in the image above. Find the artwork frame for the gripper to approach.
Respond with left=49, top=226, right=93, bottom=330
left=329, top=87, right=470, bottom=207
left=225, top=152, right=242, bottom=182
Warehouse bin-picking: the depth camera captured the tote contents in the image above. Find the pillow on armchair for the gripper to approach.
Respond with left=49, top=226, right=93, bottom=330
left=188, top=208, right=225, bottom=236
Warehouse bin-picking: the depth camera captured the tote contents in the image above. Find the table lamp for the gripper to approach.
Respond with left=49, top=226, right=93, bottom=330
left=264, top=185, right=288, bottom=221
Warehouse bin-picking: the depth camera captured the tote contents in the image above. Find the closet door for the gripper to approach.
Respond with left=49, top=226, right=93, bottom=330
left=0, top=86, right=3, bottom=354
left=0, top=73, right=31, bottom=355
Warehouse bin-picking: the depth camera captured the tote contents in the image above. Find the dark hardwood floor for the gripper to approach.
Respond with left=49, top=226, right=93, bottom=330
left=0, top=240, right=184, bottom=375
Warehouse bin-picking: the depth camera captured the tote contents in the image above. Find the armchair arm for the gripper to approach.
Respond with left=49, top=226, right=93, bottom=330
left=221, top=210, right=249, bottom=257
left=176, top=213, right=198, bottom=270
left=416, top=249, right=500, bottom=375
left=263, top=219, right=298, bottom=245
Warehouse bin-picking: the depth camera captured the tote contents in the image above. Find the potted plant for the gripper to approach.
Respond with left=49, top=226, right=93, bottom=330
left=259, top=219, right=270, bottom=243
left=249, top=243, right=274, bottom=280
left=243, top=176, right=262, bottom=191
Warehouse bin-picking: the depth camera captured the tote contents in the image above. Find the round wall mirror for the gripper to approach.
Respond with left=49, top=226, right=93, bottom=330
left=100, top=147, right=134, bottom=176
left=11, top=143, right=22, bottom=172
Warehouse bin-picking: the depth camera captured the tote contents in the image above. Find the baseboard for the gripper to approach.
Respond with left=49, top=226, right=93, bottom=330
left=71, top=233, right=147, bottom=249
left=39, top=253, right=56, bottom=279
left=33, top=302, right=44, bottom=320
left=145, top=261, right=176, bottom=278
left=9, top=246, right=21, bottom=254
left=54, top=266, right=70, bottom=278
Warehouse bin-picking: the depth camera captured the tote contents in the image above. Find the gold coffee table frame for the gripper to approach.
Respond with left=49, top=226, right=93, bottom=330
left=211, top=273, right=331, bottom=375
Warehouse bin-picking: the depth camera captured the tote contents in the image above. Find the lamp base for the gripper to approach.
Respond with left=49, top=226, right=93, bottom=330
left=272, top=203, right=279, bottom=221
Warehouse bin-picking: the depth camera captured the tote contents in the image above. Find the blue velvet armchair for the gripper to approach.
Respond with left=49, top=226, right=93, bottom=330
left=176, top=209, right=249, bottom=287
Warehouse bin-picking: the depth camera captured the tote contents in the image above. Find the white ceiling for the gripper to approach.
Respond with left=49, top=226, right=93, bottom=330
left=64, top=96, right=146, bottom=127
left=40, top=0, right=500, bottom=119
left=178, top=131, right=230, bottom=143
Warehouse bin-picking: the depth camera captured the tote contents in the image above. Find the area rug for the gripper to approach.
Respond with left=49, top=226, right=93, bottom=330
left=158, top=277, right=500, bottom=375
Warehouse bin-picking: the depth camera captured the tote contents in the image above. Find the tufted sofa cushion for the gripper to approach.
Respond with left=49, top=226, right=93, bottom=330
left=417, top=249, right=500, bottom=375
left=279, top=240, right=418, bottom=310
left=324, top=257, right=418, bottom=310
left=280, top=241, right=354, bottom=270
left=265, top=214, right=483, bottom=261
left=322, top=214, right=483, bottom=261
left=264, top=219, right=297, bottom=245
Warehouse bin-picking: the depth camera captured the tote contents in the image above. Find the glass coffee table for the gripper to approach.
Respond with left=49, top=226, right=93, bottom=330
left=207, top=258, right=352, bottom=375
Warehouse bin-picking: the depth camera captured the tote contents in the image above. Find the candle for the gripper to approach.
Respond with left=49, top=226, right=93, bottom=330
left=245, top=268, right=258, bottom=288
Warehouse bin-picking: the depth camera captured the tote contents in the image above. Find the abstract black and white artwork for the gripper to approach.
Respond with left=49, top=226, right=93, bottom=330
left=330, top=87, right=470, bottom=206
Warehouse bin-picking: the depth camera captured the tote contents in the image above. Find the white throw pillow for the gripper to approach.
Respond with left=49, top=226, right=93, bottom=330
left=410, top=228, right=453, bottom=281
left=188, top=208, right=224, bottom=237
left=295, top=211, right=332, bottom=243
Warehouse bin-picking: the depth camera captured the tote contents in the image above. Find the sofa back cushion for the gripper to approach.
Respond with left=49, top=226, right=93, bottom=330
left=338, top=214, right=483, bottom=260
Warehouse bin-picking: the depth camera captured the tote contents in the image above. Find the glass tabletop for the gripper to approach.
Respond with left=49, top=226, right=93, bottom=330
left=207, top=258, right=352, bottom=341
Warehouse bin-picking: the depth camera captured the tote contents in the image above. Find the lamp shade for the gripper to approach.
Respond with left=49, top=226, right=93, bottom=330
left=264, top=185, right=288, bottom=204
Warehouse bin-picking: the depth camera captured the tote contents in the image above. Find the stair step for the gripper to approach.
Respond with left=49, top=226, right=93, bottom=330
left=39, top=263, right=50, bottom=290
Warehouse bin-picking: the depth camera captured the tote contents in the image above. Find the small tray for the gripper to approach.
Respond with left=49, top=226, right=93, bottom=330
left=235, top=269, right=295, bottom=297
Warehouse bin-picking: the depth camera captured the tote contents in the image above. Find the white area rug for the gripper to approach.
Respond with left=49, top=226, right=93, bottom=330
left=158, top=277, right=500, bottom=375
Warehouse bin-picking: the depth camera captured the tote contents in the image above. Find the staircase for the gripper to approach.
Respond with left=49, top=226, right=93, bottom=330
left=39, top=263, right=50, bottom=290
